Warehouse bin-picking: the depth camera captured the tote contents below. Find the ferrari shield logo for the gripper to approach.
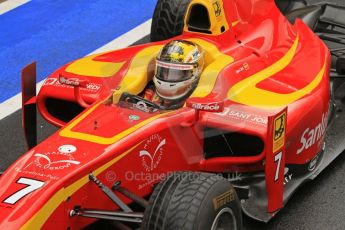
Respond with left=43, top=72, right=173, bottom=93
left=273, top=112, right=286, bottom=152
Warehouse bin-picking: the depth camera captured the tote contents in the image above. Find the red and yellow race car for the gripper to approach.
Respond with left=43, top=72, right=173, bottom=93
left=1, top=0, right=345, bottom=229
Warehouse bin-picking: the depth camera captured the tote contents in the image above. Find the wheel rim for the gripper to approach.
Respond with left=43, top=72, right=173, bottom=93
left=210, top=207, right=237, bottom=230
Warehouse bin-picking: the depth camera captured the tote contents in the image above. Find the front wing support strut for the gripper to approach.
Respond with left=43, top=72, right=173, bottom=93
left=70, top=208, right=143, bottom=224
left=89, top=173, right=133, bottom=212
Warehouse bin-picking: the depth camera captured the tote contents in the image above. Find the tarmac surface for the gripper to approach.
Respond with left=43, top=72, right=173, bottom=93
left=1, top=0, right=345, bottom=229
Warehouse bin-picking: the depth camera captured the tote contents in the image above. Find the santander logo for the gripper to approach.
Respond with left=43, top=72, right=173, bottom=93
left=297, top=112, right=328, bottom=154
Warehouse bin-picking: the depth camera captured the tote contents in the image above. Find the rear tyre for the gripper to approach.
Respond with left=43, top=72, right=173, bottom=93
left=141, top=172, right=243, bottom=230
left=150, top=0, right=191, bottom=42
left=275, top=0, right=307, bottom=14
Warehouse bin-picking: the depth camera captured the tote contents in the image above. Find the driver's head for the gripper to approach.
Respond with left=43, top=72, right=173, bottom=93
left=153, top=40, right=204, bottom=100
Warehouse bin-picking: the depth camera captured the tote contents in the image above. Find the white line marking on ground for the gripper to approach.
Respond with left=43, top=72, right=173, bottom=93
left=91, top=19, right=152, bottom=54
left=0, top=0, right=30, bottom=15
left=0, top=19, right=152, bottom=120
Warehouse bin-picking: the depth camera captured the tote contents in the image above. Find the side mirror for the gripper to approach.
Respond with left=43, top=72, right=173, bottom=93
left=58, top=74, right=91, bottom=108
left=336, top=56, right=345, bottom=75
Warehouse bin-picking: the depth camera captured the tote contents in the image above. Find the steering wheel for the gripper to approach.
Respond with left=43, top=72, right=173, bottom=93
left=118, top=92, right=181, bottom=112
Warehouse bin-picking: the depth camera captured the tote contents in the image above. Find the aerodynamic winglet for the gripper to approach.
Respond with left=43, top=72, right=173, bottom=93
left=21, top=62, right=37, bottom=150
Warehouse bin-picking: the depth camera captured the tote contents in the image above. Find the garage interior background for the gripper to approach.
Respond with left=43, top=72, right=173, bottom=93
left=0, top=0, right=344, bottom=229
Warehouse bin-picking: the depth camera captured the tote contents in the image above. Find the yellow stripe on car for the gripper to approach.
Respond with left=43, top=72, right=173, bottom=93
left=227, top=35, right=325, bottom=109
left=188, top=38, right=234, bottom=98
left=231, top=20, right=240, bottom=27
left=59, top=102, right=170, bottom=145
left=59, top=45, right=168, bottom=144
left=112, top=45, right=163, bottom=103
left=65, top=53, right=125, bottom=78
left=61, top=39, right=232, bottom=143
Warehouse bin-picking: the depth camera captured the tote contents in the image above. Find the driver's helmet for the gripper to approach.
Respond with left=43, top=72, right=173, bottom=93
left=153, top=40, right=204, bottom=100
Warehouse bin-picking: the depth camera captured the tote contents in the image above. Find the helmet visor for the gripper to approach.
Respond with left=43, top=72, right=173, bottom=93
left=155, top=60, right=194, bottom=82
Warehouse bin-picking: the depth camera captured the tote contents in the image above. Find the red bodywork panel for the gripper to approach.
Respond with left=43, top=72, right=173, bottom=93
left=0, top=0, right=330, bottom=228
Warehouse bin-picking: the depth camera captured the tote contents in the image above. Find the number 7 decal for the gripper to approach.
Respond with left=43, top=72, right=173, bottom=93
left=274, top=151, right=283, bottom=181
left=3, top=178, right=45, bottom=205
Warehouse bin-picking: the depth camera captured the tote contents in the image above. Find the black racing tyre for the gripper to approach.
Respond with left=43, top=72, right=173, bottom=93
left=275, top=0, right=307, bottom=14
left=150, top=0, right=191, bottom=42
left=141, top=172, right=243, bottom=230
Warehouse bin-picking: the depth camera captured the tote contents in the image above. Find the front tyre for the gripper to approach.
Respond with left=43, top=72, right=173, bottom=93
left=141, top=172, right=243, bottom=230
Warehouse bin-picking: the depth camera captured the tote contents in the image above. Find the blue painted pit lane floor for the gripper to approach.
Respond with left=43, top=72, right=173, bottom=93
left=0, top=0, right=156, bottom=102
